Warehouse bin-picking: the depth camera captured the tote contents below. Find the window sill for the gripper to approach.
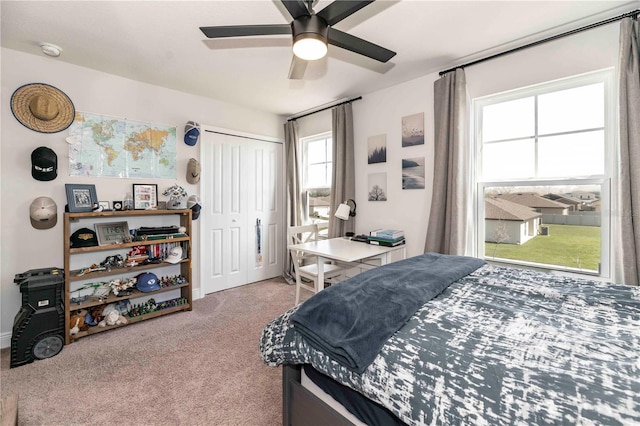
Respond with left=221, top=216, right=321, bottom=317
left=484, top=257, right=609, bottom=282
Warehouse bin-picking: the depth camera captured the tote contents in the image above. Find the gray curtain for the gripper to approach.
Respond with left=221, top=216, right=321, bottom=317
left=424, top=68, right=471, bottom=255
left=284, top=120, right=304, bottom=281
left=615, top=16, right=640, bottom=285
left=328, top=103, right=355, bottom=238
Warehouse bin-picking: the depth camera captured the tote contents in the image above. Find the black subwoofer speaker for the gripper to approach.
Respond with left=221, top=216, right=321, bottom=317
left=10, top=267, right=65, bottom=368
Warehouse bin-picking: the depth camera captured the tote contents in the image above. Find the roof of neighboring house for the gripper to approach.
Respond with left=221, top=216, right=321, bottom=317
left=495, top=192, right=569, bottom=209
left=485, top=198, right=542, bottom=221
left=564, top=191, right=599, bottom=199
left=542, top=193, right=583, bottom=205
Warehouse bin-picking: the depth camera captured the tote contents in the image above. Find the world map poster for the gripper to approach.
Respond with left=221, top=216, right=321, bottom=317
left=67, top=112, right=177, bottom=179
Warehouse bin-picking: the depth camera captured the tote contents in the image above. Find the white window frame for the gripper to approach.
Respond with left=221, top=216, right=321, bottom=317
left=473, top=69, right=614, bottom=278
left=302, top=132, right=333, bottom=230
left=302, top=131, right=332, bottom=191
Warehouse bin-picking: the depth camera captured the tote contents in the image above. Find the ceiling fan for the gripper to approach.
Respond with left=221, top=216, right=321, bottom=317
left=200, top=0, right=396, bottom=79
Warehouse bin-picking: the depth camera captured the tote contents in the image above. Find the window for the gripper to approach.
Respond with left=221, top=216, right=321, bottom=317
left=302, top=132, right=332, bottom=225
left=474, top=70, right=613, bottom=276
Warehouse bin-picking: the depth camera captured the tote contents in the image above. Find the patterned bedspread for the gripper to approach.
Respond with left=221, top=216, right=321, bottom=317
left=260, top=264, right=640, bottom=425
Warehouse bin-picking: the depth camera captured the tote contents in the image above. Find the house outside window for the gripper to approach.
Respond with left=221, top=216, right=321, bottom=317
left=302, top=132, right=332, bottom=233
left=474, top=69, right=613, bottom=277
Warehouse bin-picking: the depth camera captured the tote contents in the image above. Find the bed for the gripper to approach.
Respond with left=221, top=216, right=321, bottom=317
left=260, top=252, right=640, bottom=425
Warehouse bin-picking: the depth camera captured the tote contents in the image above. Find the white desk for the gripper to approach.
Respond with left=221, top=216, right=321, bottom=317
left=288, top=237, right=407, bottom=291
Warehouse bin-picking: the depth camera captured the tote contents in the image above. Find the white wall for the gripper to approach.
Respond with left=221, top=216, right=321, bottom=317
left=1, top=48, right=283, bottom=346
left=353, top=75, right=435, bottom=258
left=466, top=23, right=619, bottom=98
left=298, top=109, right=332, bottom=139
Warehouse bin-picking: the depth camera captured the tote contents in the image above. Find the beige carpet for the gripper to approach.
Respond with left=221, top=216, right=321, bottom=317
left=0, top=276, right=304, bottom=426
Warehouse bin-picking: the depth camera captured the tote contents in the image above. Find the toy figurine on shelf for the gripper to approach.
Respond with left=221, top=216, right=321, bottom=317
left=100, top=254, right=124, bottom=270
left=70, top=282, right=109, bottom=304
left=163, top=184, right=188, bottom=209
left=107, top=277, right=136, bottom=296
left=75, top=264, right=106, bottom=277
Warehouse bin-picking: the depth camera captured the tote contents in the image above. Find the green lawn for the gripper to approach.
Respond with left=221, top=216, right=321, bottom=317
left=485, top=224, right=600, bottom=271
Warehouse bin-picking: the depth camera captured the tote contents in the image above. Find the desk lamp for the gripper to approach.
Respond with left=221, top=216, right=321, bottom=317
left=335, top=199, right=356, bottom=220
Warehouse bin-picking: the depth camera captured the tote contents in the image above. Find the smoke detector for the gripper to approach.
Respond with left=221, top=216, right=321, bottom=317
left=39, top=42, right=62, bottom=57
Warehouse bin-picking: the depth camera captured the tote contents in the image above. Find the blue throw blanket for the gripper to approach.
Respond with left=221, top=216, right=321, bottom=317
left=290, top=252, right=486, bottom=373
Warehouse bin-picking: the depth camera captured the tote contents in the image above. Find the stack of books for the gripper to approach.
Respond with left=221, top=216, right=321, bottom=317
left=367, top=229, right=405, bottom=246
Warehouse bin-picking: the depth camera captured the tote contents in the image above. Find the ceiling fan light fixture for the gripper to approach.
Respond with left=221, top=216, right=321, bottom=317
left=291, top=14, right=329, bottom=61
left=293, top=34, right=327, bottom=60
left=200, top=1, right=395, bottom=78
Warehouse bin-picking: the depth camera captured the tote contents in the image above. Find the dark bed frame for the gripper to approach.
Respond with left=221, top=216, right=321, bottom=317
left=283, top=364, right=356, bottom=426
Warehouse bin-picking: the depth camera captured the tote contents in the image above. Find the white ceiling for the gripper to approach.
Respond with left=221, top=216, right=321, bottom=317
left=2, top=1, right=638, bottom=117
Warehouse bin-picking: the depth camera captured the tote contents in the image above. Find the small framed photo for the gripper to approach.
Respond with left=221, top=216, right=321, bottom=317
left=65, top=184, right=98, bottom=213
left=113, top=201, right=124, bottom=211
left=98, top=201, right=111, bottom=211
left=133, top=184, right=158, bottom=210
left=95, top=221, right=130, bottom=246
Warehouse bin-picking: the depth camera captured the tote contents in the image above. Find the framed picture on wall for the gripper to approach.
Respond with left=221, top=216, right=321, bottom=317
left=402, top=157, right=425, bottom=189
left=367, top=134, right=387, bottom=164
left=65, top=184, right=98, bottom=212
left=368, top=173, right=387, bottom=201
left=133, top=184, right=158, bottom=210
left=401, top=113, right=425, bottom=147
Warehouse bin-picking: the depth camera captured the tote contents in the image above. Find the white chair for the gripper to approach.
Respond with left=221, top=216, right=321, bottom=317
left=288, top=224, right=344, bottom=305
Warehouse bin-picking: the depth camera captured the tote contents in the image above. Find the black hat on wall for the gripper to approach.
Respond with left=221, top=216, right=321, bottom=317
left=31, top=146, right=57, bottom=181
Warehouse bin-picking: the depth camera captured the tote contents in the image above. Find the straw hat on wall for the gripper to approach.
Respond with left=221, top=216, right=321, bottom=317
left=10, top=83, right=75, bottom=133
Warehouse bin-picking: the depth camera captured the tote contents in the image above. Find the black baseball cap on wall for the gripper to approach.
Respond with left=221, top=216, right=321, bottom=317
left=31, top=146, right=57, bottom=181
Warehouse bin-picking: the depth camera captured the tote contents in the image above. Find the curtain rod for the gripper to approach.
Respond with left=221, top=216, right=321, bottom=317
left=204, top=129, right=282, bottom=144
left=287, top=96, right=362, bottom=122
left=439, top=9, right=639, bottom=76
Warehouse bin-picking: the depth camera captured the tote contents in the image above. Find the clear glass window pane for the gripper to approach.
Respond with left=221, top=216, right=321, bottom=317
left=307, top=164, right=326, bottom=188
left=482, top=97, right=535, bottom=142
left=538, top=83, right=604, bottom=135
left=308, top=189, right=331, bottom=220
left=307, top=140, right=326, bottom=164
left=484, top=184, right=601, bottom=273
left=538, top=131, right=604, bottom=178
left=483, top=139, right=535, bottom=180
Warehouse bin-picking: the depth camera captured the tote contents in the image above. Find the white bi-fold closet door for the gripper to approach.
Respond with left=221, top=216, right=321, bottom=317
left=201, top=128, right=284, bottom=294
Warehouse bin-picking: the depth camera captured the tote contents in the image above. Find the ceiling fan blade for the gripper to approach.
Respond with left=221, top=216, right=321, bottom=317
left=288, top=56, right=308, bottom=79
left=281, top=0, right=310, bottom=19
left=200, top=24, right=291, bottom=38
left=328, top=28, right=396, bottom=63
left=316, top=0, right=374, bottom=26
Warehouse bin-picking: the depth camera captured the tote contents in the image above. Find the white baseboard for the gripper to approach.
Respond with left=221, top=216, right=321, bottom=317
left=1, top=287, right=204, bottom=350
left=192, top=287, right=202, bottom=300
left=1, top=331, right=11, bottom=350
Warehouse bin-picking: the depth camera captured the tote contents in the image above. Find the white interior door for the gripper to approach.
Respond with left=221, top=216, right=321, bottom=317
left=247, top=139, right=283, bottom=283
left=201, top=130, right=283, bottom=294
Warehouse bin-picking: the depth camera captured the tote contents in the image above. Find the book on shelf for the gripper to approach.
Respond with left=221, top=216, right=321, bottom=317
left=367, top=238, right=406, bottom=247
left=369, top=229, right=404, bottom=239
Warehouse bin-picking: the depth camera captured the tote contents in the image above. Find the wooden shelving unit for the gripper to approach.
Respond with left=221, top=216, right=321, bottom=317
left=63, top=209, right=193, bottom=344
